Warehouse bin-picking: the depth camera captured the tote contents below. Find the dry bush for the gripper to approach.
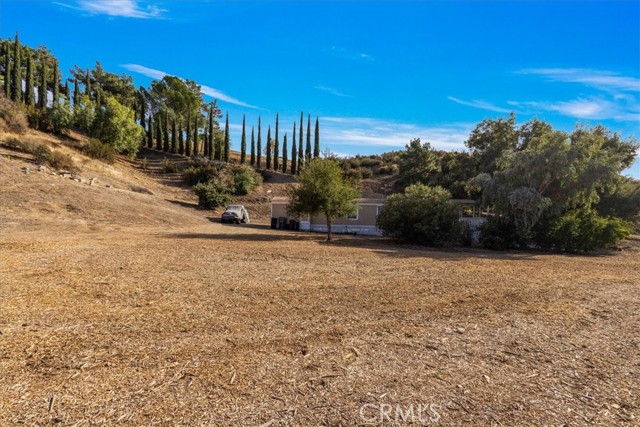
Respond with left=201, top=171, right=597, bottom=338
left=48, top=151, right=77, bottom=172
left=0, top=95, right=29, bottom=134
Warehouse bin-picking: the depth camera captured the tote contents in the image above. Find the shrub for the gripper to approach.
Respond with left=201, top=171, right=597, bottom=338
left=25, top=105, right=52, bottom=132
left=480, top=216, right=526, bottom=250
left=359, top=157, right=383, bottom=168
left=48, top=151, right=76, bottom=171
left=49, top=102, right=73, bottom=135
left=377, top=184, right=460, bottom=246
left=82, top=138, right=116, bottom=164
left=140, top=157, right=149, bottom=170
left=0, top=95, right=29, bottom=133
left=231, top=165, right=262, bottom=195
left=193, top=179, right=234, bottom=209
left=161, top=158, right=179, bottom=173
left=459, top=222, right=474, bottom=247
left=32, top=143, right=53, bottom=164
left=183, top=165, right=220, bottom=185
left=360, top=168, right=374, bottom=179
left=546, top=210, right=630, bottom=253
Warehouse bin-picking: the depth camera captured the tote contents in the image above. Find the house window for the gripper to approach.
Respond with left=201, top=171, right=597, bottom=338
left=376, top=205, right=383, bottom=217
left=347, top=205, right=359, bottom=220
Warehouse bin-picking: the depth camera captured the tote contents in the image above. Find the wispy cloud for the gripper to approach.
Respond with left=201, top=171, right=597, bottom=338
left=55, top=0, right=166, bottom=19
left=314, top=85, right=351, bottom=98
left=121, top=63, right=260, bottom=109
left=509, top=97, right=640, bottom=122
left=321, top=117, right=474, bottom=152
left=447, top=96, right=513, bottom=114
left=518, top=68, right=640, bottom=93
left=328, top=46, right=374, bottom=62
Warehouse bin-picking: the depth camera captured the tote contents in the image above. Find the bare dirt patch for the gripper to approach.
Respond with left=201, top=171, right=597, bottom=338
left=1, top=133, right=638, bottom=426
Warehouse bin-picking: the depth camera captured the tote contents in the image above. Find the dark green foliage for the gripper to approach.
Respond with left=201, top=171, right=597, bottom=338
left=274, top=113, right=279, bottom=170
left=240, top=114, right=246, bottom=164
left=466, top=112, right=518, bottom=173
left=24, top=55, right=34, bottom=105
left=185, top=113, right=191, bottom=156
left=63, top=79, right=69, bottom=101
left=266, top=125, right=272, bottom=169
left=298, top=112, right=304, bottom=170
left=52, top=60, right=60, bottom=106
left=84, top=68, right=91, bottom=98
left=178, top=119, right=184, bottom=155
left=305, top=114, right=311, bottom=161
left=3, top=46, right=9, bottom=98
left=49, top=101, right=72, bottom=134
left=596, top=178, right=640, bottom=225
left=171, top=116, right=177, bottom=153
left=146, top=115, right=153, bottom=148
left=161, top=157, right=179, bottom=173
left=223, top=112, right=230, bottom=162
left=377, top=184, right=460, bottom=246
left=282, top=133, right=288, bottom=174
left=291, top=123, right=297, bottom=175
left=207, top=104, right=215, bottom=158
left=192, top=114, right=199, bottom=156
left=193, top=180, right=234, bottom=209
left=38, top=52, right=47, bottom=109
left=250, top=126, right=255, bottom=166
left=480, top=216, right=526, bottom=250
left=257, top=117, right=262, bottom=168
left=73, top=78, right=79, bottom=108
left=232, top=164, right=263, bottom=195
left=533, top=210, right=631, bottom=252
left=397, top=138, right=438, bottom=189
left=155, top=114, right=162, bottom=150
left=10, top=33, right=21, bottom=102
left=32, top=142, right=53, bottom=164
left=314, top=117, right=320, bottom=158
left=183, top=164, right=220, bottom=185
left=82, top=138, right=116, bottom=163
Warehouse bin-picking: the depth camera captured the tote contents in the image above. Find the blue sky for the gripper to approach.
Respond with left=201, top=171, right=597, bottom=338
left=2, top=0, right=639, bottom=177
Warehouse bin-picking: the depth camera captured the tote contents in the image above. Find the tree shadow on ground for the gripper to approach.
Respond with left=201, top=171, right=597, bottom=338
left=166, top=199, right=200, bottom=209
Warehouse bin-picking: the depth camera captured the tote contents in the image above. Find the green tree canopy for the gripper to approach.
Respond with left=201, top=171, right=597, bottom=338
left=91, top=95, right=144, bottom=157
left=287, top=158, right=360, bottom=241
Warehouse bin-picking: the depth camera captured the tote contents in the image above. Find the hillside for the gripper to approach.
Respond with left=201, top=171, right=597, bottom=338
left=2, top=128, right=639, bottom=426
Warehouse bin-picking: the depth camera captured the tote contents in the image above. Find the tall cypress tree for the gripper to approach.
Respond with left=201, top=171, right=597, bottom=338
left=282, top=133, right=288, bottom=174
left=24, top=55, right=34, bottom=106
left=298, top=111, right=304, bottom=170
left=85, top=68, right=91, bottom=99
left=171, top=116, right=177, bottom=153
left=291, top=123, right=297, bottom=175
left=314, top=117, right=320, bottom=158
left=10, top=33, right=21, bottom=102
left=163, top=113, right=170, bottom=152
left=185, top=113, right=192, bottom=156
left=274, top=113, right=279, bottom=171
left=224, top=112, right=230, bottom=162
left=178, top=118, right=185, bottom=155
left=38, top=53, right=47, bottom=109
left=202, top=117, right=209, bottom=157
left=3, top=47, right=10, bottom=98
left=250, top=126, right=256, bottom=166
left=63, top=79, right=70, bottom=101
left=240, top=114, right=247, bottom=164
left=256, top=117, right=262, bottom=168
left=207, top=104, right=214, bottom=158
left=52, top=61, right=60, bottom=107
left=73, top=78, right=80, bottom=109
left=193, top=114, right=199, bottom=156
left=140, top=98, right=146, bottom=134
left=154, top=114, right=162, bottom=150
left=306, top=114, right=312, bottom=161
left=266, top=125, right=272, bottom=170
left=147, top=115, right=154, bottom=148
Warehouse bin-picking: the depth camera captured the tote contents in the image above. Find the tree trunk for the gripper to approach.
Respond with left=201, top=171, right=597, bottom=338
left=326, top=216, right=332, bottom=242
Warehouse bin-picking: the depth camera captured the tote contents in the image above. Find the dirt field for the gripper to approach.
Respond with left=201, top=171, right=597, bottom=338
left=1, top=132, right=639, bottom=426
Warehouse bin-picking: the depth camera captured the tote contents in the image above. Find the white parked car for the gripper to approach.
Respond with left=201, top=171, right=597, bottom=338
left=221, top=205, right=250, bottom=224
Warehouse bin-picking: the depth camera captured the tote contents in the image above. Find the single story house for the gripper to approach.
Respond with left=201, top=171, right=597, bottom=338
left=270, top=197, right=385, bottom=236
left=270, top=197, right=487, bottom=239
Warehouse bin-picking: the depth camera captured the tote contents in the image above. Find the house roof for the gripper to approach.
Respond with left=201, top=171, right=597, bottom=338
left=271, top=197, right=384, bottom=204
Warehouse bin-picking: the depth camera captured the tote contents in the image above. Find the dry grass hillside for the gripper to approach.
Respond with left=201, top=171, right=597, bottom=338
left=1, top=129, right=638, bottom=426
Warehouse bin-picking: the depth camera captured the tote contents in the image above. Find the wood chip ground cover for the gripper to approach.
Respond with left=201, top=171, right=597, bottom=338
left=0, top=144, right=638, bottom=426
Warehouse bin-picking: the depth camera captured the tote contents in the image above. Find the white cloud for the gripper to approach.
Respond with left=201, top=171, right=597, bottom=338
left=509, top=97, right=640, bottom=122
left=447, top=96, right=513, bottom=114
left=121, top=64, right=260, bottom=109
left=518, top=68, right=640, bottom=93
left=55, top=0, right=166, bottom=19
left=314, top=85, right=351, bottom=98
left=328, top=46, right=374, bottom=62
left=321, top=117, right=474, bottom=152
